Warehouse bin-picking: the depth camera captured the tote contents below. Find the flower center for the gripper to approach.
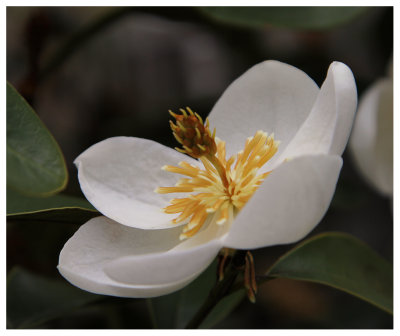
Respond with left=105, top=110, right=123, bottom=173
left=156, top=107, right=280, bottom=240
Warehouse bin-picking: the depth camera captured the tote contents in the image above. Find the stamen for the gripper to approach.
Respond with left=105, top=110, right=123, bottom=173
left=162, top=165, right=200, bottom=178
left=180, top=210, right=208, bottom=239
left=244, top=251, right=257, bottom=303
left=216, top=203, right=230, bottom=225
left=155, top=186, right=194, bottom=194
left=206, top=197, right=227, bottom=213
left=160, top=110, right=280, bottom=240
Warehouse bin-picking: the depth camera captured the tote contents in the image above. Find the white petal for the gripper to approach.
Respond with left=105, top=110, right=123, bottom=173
left=58, top=216, right=198, bottom=297
left=207, top=60, right=319, bottom=163
left=349, top=78, right=393, bottom=196
left=223, top=154, right=342, bottom=249
left=59, top=266, right=197, bottom=298
left=105, top=238, right=221, bottom=287
left=279, top=62, right=357, bottom=161
left=75, top=136, right=198, bottom=229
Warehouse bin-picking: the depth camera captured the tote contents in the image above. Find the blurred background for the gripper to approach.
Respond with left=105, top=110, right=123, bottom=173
left=6, top=6, right=393, bottom=328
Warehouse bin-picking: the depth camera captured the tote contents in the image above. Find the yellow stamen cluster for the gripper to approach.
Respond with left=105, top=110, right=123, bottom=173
left=169, top=107, right=217, bottom=158
left=156, top=117, right=280, bottom=240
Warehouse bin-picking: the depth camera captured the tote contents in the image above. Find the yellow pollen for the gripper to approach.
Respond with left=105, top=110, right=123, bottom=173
left=157, top=113, right=280, bottom=239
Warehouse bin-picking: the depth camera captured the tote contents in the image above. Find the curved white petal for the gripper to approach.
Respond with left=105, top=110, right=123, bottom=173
left=349, top=78, right=393, bottom=196
left=207, top=60, right=320, bottom=165
left=223, top=154, right=342, bottom=249
left=279, top=62, right=357, bottom=161
left=59, top=266, right=197, bottom=298
left=75, top=137, right=198, bottom=229
left=105, top=239, right=221, bottom=287
left=58, top=216, right=198, bottom=298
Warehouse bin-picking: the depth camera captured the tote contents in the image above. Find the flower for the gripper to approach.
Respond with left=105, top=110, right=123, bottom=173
left=349, top=58, right=393, bottom=197
left=58, top=60, right=357, bottom=298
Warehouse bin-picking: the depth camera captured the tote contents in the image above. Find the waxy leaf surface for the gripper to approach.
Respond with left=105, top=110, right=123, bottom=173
left=266, top=232, right=392, bottom=314
left=7, top=82, right=67, bottom=196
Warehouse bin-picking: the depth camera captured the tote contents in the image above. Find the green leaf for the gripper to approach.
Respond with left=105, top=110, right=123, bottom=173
left=199, top=289, right=245, bottom=329
left=8, top=207, right=100, bottom=225
left=266, top=232, right=393, bottom=314
left=149, top=260, right=217, bottom=328
left=200, top=7, right=369, bottom=30
left=7, top=187, right=95, bottom=215
left=7, top=188, right=99, bottom=225
left=7, top=267, right=101, bottom=328
left=149, top=259, right=244, bottom=328
left=7, top=82, right=68, bottom=196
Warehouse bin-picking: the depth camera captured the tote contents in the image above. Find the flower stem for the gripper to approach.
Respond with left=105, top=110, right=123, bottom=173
left=185, top=250, right=246, bottom=329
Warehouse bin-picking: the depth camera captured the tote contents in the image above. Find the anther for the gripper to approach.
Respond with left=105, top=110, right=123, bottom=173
left=244, top=251, right=257, bottom=303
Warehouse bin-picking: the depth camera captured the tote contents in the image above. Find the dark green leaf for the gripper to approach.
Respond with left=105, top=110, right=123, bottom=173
left=7, top=188, right=99, bottom=225
left=266, top=232, right=393, bottom=314
left=200, top=7, right=369, bottom=30
left=7, top=267, right=101, bottom=328
left=7, top=187, right=95, bottom=215
left=149, top=259, right=245, bottom=328
left=146, top=292, right=180, bottom=328
left=8, top=207, right=100, bottom=225
left=199, top=289, right=245, bottom=329
left=7, top=82, right=68, bottom=196
left=149, top=260, right=217, bottom=328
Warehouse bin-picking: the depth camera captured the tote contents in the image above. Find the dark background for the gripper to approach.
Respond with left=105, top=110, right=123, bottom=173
left=7, top=6, right=393, bottom=328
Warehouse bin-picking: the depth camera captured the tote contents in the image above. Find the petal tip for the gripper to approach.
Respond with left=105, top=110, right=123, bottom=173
left=328, top=61, right=354, bottom=77
left=73, top=158, right=81, bottom=168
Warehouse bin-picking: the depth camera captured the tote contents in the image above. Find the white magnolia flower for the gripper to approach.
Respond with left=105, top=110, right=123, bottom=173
left=58, top=60, right=357, bottom=298
left=349, top=59, right=393, bottom=197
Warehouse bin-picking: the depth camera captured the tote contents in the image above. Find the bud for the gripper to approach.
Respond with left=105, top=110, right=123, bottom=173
left=169, top=107, right=217, bottom=158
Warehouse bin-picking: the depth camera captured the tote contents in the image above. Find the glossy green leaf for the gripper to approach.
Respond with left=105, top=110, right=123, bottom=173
left=200, top=7, right=369, bottom=30
left=7, top=188, right=98, bottom=225
left=7, top=187, right=95, bottom=215
left=7, top=82, right=68, bottom=196
left=266, top=232, right=393, bottom=314
left=7, top=267, right=101, bottom=328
